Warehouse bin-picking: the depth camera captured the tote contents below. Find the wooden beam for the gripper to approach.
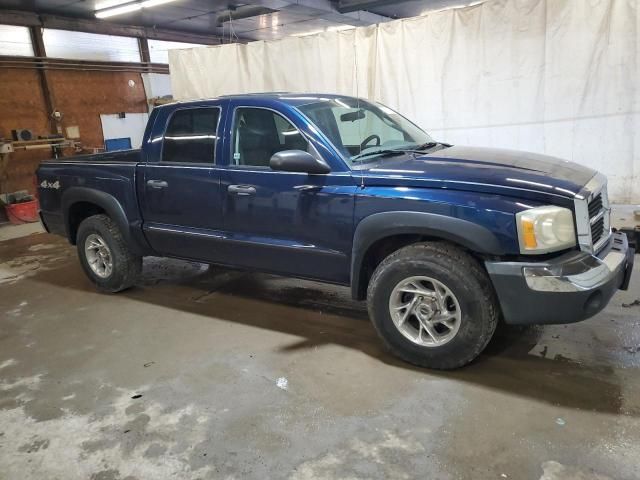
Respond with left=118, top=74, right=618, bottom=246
left=0, top=9, right=236, bottom=45
left=138, top=37, right=151, bottom=71
left=0, top=55, right=170, bottom=74
left=28, top=26, right=58, bottom=135
left=0, top=9, right=40, bottom=27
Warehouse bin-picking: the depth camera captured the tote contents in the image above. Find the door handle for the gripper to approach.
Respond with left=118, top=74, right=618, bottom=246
left=228, top=184, right=256, bottom=196
left=147, top=179, right=168, bottom=189
left=294, top=185, right=322, bottom=192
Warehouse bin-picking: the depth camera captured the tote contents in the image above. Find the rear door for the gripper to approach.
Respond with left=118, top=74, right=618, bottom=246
left=138, top=102, right=227, bottom=262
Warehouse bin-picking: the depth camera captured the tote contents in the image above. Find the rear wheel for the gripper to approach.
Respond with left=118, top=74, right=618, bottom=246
left=367, top=242, right=499, bottom=369
left=76, top=214, right=141, bottom=292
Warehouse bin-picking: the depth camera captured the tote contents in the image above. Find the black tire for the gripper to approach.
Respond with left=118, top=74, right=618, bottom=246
left=367, top=242, right=499, bottom=370
left=76, top=214, right=141, bottom=293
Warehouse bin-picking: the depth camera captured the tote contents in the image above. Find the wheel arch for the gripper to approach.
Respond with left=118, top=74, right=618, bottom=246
left=351, top=211, right=505, bottom=300
left=61, top=188, right=142, bottom=253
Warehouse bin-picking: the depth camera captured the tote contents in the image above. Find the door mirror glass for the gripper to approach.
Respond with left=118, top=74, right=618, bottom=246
left=270, top=150, right=330, bottom=174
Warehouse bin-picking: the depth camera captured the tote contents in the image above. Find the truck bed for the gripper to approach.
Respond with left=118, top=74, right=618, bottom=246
left=42, top=149, right=142, bottom=165
left=37, top=149, right=143, bottom=240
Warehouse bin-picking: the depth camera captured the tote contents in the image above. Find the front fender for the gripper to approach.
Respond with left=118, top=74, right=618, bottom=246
left=350, top=211, right=506, bottom=299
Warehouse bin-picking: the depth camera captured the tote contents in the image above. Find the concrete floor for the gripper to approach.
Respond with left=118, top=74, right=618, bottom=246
left=0, top=231, right=639, bottom=480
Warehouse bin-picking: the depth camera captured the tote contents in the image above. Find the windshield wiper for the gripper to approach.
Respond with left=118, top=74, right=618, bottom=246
left=351, top=141, right=452, bottom=162
left=351, top=149, right=409, bottom=162
left=351, top=142, right=451, bottom=162
left=412, top=141, right=451, bottom=151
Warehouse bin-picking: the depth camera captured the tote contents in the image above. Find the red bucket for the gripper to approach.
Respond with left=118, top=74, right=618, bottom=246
left=5, top=199, right=40, bottom=224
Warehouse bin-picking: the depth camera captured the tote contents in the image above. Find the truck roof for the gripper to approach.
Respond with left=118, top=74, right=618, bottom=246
left=156, top=92, right=360, bottom=109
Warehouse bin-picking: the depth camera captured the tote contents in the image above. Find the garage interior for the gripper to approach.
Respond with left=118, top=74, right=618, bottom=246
left=1, top=1, right=639, bottom=479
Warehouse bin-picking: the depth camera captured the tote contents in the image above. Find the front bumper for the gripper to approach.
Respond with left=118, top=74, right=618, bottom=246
left=486, top=232, right=635, bottom=325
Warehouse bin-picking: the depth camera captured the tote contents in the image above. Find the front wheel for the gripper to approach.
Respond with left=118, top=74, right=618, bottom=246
left=367, top=242, right=499, bottom=369
left=76, top=214, right=141, bottom=292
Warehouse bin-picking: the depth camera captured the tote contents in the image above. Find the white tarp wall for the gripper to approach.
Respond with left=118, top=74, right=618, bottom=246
left=170, top=0, right=639, bottom=203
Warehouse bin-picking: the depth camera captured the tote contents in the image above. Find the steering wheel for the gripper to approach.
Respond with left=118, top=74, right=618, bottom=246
left=360, top=134, right=381, bottom=151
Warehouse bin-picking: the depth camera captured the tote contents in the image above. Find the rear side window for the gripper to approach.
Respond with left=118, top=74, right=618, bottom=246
left=163, top=108, right=220, bottom=163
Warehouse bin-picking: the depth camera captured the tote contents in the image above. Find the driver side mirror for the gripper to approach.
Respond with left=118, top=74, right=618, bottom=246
left=270, top=150, right=330, bottom=175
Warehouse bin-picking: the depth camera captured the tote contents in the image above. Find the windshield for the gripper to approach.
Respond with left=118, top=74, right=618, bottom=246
left=298, top=97, right=433, bottom=164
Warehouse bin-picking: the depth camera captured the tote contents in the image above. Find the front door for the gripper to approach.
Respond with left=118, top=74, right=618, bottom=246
left=219, top=106, right=357, bottom=284
left=139, top=104, right=225, bottom=262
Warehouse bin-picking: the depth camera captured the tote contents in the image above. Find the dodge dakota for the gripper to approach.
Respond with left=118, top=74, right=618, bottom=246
left=36, top=93, right=635, bottom=369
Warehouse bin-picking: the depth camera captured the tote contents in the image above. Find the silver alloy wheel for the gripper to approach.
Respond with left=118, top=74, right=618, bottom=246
left=84, top=233, right=113, bottom=278
left=389, top=276, right=462, bottom=347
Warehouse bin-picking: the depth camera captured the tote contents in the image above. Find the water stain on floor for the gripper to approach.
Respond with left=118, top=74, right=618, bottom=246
left=1, top=232, right=639, bottom=479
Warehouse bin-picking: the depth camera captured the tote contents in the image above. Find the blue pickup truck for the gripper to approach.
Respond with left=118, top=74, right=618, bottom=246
left=37, top=93, right=634, bottom=369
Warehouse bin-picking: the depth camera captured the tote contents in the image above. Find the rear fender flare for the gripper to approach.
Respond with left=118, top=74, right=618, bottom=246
left=61, top=187, right=141, bottom=252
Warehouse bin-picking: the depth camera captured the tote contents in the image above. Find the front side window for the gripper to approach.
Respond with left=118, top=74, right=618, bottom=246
left=298, top=98, right=432, bottom=164
left=163, top=108, right=219, bottom=164
left=232, top=108, right=309, bottom=167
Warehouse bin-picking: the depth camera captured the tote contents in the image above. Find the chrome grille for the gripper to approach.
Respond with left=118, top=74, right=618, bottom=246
left=588, top=193, right=606, bottom=246
left=588, top=193, right=602, bottom=218
left=590, top=216, right=605, bottom=244
left=574, top=173, right=611, bottom=253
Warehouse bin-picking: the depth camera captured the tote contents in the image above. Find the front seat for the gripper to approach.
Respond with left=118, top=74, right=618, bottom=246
left=236, top=110, right=281, bottom=167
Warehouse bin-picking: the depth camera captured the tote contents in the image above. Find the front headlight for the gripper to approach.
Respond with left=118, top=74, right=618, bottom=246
left=516, top=206, right=576, bottom=254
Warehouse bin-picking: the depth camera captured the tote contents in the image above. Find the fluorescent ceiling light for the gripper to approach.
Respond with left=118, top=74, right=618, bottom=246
left=96, top=2, right=141, bottom=18
left=95, top=0, right=178, bottom=19
left=95, top=0, right=132, bottom=9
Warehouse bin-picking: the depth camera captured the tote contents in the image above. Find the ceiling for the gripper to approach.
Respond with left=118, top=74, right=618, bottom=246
left=0, top=0, right=475, bottom=41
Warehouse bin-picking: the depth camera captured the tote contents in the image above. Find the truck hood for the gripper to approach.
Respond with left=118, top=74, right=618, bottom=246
left=360, top=145, right=596, bottom=200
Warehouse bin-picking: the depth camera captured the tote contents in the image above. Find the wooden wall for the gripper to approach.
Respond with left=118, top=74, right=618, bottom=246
left=0, top=67, right=147, bottom=195
left=0, top=68, right=50, bottom=194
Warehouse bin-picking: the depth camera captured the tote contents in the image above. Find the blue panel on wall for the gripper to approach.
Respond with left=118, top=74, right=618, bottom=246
left=105, top=137, right=132, bottom=151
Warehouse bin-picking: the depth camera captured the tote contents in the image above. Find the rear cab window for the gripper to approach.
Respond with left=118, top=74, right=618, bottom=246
left=162, top=107, right=220, bottom=164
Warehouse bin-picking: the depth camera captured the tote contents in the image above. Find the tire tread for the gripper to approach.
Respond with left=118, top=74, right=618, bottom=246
left=77, top=214, right=141, bottom=292
left=367, top=241, right=498, bottom=369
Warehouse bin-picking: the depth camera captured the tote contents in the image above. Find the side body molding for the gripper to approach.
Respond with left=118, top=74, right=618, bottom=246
left=350, top=211, right=505, bottom=299
left=61, top=187, right=150, bottom=255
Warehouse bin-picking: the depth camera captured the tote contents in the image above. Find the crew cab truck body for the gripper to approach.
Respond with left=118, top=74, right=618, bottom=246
left=37, top=94, right=635, bottom=369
